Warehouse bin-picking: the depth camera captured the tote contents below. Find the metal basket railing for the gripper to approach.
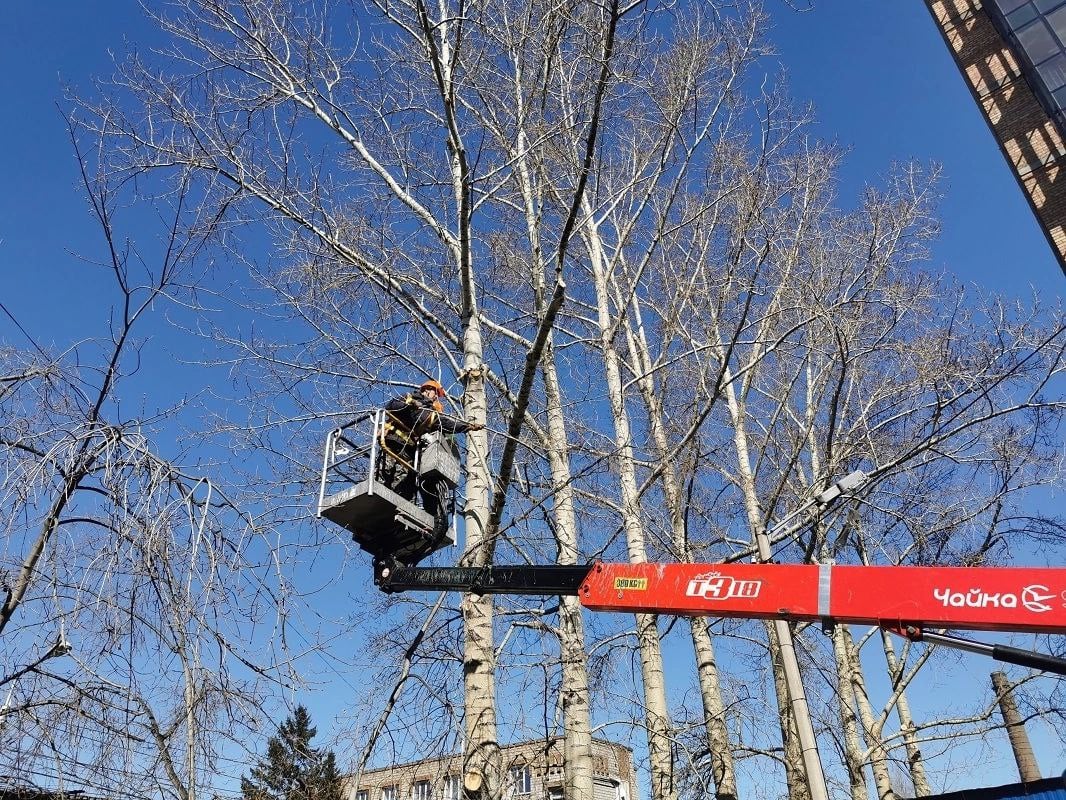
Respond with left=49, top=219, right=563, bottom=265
left=317, top=411, right=381, bottom=517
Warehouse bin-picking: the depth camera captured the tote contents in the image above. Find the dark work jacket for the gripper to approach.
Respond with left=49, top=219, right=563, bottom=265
left=384, top=393, right=473, bottom=443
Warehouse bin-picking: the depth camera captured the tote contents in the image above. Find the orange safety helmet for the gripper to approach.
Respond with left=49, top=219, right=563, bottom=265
left=420, top=379, right=446, bottom=398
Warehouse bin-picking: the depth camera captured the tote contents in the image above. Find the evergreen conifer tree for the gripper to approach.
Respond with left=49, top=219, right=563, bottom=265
left=241, top=706, right=342, bottom=800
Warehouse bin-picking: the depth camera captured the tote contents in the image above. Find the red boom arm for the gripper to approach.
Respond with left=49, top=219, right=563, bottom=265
left=375, top=559, right=1066, bottom=673
left=579, top=563, right=1066, bottom=635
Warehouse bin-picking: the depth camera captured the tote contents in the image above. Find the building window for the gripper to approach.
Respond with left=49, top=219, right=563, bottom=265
left=355, top=791, right=368, bottom=800
left=986, top=0, right=1066, bottom=132
left=546, top=789, right=564, bottom=800
left=441, top=776, right=460, bottom=800
left=382, top=787, right=398, bottom=800
left=1037, top=51, right=1066, bottom=91
left=1019, top=18, right=1059, bottom=63
left=410, top=781, right=431, bottom=800
left=1011, top=4, right=1041, bottom=28
left=1049, top=5, right=1066, bottom=38
left=508, top=765, right=532, bottom=796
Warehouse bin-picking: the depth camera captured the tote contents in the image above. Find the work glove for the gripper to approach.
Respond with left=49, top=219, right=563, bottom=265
left=467, top=422, right=485, bottom=432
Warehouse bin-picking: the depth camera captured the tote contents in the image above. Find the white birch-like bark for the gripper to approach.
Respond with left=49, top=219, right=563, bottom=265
left=879, top=631, right=931, bottom=797
left=721, top=372, right=811, bottom=800
left=624, top=296, right=738, bottom=800
left=845, top=631, right=897, bottom=800
left=833, top=626, right=870, bottom=800
left=586, top=216, right=676, bottom=800
left=541, top=354, right=594, bottom=800
left=411, top=0, right=501, bottom=789
left=517, top=112, right=594, bottom=798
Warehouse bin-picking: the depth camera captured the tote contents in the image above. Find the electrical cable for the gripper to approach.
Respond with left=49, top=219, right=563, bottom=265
left=0, top=299, right=48, bottom=358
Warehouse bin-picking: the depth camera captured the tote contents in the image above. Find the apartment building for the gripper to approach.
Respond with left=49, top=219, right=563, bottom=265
left=926, top=0, right=1066, bottom=274
left=343, top=738, right=635, bottom=800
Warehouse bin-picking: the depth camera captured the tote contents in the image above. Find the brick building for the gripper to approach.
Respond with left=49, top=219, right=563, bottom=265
left=926, top=0, right=1066, bottom=275
left=342, top=738, right=635, bottom=800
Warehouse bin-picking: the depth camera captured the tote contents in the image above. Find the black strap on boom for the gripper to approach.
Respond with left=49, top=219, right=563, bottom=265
left=375, top=559, right=593, bottom=596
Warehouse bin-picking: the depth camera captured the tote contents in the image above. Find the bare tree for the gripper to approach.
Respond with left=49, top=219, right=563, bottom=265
left=62, top=2, right=1066, bottom=800
left=1, top=136, right=294, bottom=800
left=686, top=164, right=1066, bottom=798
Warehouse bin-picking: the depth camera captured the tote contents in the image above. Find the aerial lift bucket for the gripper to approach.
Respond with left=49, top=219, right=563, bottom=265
left=316, top=410, right=459, bottom=565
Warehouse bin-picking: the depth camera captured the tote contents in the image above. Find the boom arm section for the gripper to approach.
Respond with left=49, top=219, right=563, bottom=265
left=375, top=560, right=1066, bottom=674
left=579, top=562, right=1066, bottom=635
left=376, top=560, right=592, bottom=595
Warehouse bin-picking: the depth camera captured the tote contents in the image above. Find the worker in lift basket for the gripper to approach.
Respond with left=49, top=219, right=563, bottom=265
left=380, top=379, right=482, bottom=535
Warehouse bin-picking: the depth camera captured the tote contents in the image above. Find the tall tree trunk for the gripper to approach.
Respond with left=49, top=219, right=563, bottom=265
left=844, top=630, right=896, bottom=800
left=538, top=273, right=594, bottom=800
left=689, top=617, right=737, bottom=800
left=586, top=218, right=676, bottom=800
left=460, top=346, right=499, bottom=797
left=624, top=296, right=737, bottom=800
left=856, top=537, right=928, bottom=799
left=426, top=5, right=504, bottom=791
left=880, top=631, right=931, bottom=796
left=833, top=626, right=869, bottom=800
left=723, top=375, right=810, bottom=800
left=507, top=90, right=595, bottom=794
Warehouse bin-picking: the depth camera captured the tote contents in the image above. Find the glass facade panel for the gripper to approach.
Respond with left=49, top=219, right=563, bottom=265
left=987, top=0, right=1066, bottom=127
left=1010, top=4, right=1041, bottom=28
left=1048, top=5, right=1066, bottom=39
left=1039, top=52, right=1066, bottom=88
left=996, top=0, right=1031, bottom=12
left=1019, top=19, right=1060, bottom=62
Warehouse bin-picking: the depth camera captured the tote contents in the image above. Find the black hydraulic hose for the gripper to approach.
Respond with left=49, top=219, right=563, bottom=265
left=992, top=644, right=1066, bottom=676
left=915, top=629, right=1066, bottom=677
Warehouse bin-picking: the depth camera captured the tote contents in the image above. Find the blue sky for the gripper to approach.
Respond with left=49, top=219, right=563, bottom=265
left=772, top=3, right=1063, bottom=295
left=2, top=1, right=1063, bottom=795
left=2, top=2, right=167, bottom=354
left=1, top=1, right=1061, bottom=350
left=1, top=1, right=1063, bottom=339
